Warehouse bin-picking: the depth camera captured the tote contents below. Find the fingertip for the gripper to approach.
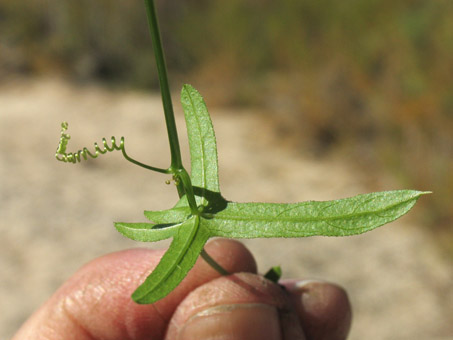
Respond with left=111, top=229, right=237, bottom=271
left=286, top=280, right=352, bottom=340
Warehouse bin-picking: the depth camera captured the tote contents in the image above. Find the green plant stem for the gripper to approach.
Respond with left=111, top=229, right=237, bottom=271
left=144, top=0, right=184, bottom=193
left=176, top=168, right=198, bottom=214
left=143, top=0, right=227, bottom=275
left=200, top=249, right=230, bottom=276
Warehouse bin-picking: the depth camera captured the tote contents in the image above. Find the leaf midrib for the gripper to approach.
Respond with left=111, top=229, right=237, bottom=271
left=186, top=88, right=208, bottom=206
left=135, top=217, right=199, bottom=300
left=208, top=198, right=415, bottom=224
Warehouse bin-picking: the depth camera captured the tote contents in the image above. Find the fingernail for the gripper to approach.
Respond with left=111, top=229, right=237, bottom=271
left=178, top=303, right=282, bottom=340
left=284, top=279, right=326, bottom=292
left=295, top=280, right=346, bottom=316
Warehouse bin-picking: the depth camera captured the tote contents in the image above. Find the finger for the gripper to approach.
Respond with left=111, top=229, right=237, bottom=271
left=166, top=272, right=306, bottom=340
left=13, top=239, right=256, bottom=340
left=283, top=280, right=352, bottom=340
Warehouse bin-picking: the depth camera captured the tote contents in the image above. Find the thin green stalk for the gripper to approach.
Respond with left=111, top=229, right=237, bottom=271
left=144, top=0, right=183, bottom=177
left=143, top=0, right=195, bottom=207
left=200, top=249, right=230, bottom=276
left=176, top=168, right=199, bottom=215
left=143, top=0, right=228, bottom=275
left=122, top=149, right=170, bottom=174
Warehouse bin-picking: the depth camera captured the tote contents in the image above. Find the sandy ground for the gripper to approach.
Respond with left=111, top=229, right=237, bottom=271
left=1, top=77, right=452, bottom=339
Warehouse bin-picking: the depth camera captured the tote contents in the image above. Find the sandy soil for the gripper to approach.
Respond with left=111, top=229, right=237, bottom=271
left=1, top=77, right=452, bottom=339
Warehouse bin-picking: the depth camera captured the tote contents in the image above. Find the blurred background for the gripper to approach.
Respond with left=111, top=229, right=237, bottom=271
left=2, top=0, right=452, bottom=241
left=1, top=0, right=452, bottom=339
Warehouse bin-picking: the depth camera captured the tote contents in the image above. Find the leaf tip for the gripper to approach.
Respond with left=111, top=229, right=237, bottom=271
left=411, top=190, right=431, bottom=200
left=131, top=290, right=148, bottom=305
left=181, top=83, right=194, bottom=93
left=419, top=191, right=432, bottom=196
left=131, top=294, right=151, bottom=305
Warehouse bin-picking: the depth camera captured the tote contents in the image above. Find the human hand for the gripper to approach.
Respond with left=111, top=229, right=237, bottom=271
left=13, top=239, right=351, bottom=340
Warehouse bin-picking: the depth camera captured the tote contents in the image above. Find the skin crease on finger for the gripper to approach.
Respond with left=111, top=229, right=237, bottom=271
left=12, top=239, right=257, bottom=340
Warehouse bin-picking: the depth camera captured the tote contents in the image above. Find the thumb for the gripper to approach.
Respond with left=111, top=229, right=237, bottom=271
left=166, top=273, right=306, bottom=340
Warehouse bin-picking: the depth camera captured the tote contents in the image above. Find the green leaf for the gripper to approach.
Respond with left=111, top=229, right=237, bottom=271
left=131, top=216, right=211, bottom=304
left=264, top=266, right=282, bottom=283
left=115, top=222, right=179, bottom=242
left=144, top=206, right=191, bottom=224
left=202, top=190, right=429, bottom=238
left=181, top=84, right=220, bottom=206
left=114, top=84, right=428, bottom=306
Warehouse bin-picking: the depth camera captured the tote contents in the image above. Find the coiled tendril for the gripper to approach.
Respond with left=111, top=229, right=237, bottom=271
left=56, top=122, right=123, bottom=163
left=55, top=122, right=168, bottom=174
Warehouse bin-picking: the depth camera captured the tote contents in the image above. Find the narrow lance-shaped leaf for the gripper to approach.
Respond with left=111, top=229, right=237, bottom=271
left=130, top=216, right=211, bottom=304
left=202, top=190, right=429, bottom=238
left=181, top=84, right=220, bottom=204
